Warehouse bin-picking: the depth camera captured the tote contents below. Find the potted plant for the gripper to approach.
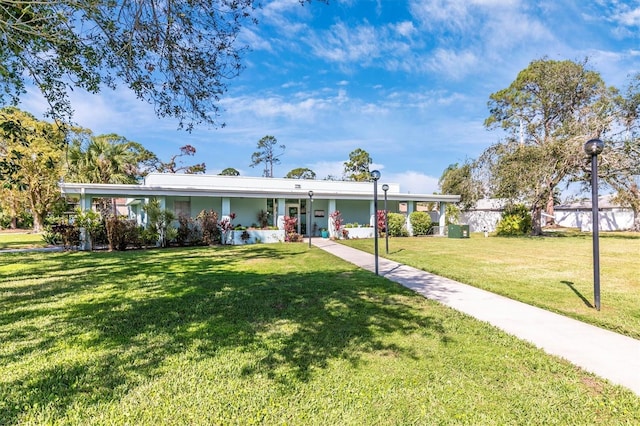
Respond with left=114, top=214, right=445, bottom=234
left=320, top=228, right=329, bottom=238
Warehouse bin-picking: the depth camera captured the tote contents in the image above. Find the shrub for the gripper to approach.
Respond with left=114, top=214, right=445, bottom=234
left=496, top=204, right=532, bottom=236
left=50, top=223, right=80, bottom=249
left=176, top=215, right=202, bottom=246
left=446, top=203, right=461, bottom=225
left=284, top=216, right=301, bottom=242
left=143, top=200, right=175, bottom=248
left=105, top=216, right=142, bottom=250
left=387, top=213, right=408, bottom=237
left=41, top=230, right=61, bottom=245
left=329, top=210, right=343, bottom=233
left=75, top=209, right=104, bottom=250
left=410, top=211, right=432, bottom=236
left=197, top=209, right=220, bottom=245
left=377, top=210, right=386, bottom=233
left=218, top=213, right=236, bottom=245
left=257, top=209, right=269, bottom=228
left=105, top=216, right=128, bottom=251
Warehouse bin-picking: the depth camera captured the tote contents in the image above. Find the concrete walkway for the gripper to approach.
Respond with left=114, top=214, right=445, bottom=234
left=0, top=246, right=64, bottom=254
left=311, top=238, right=640, bottom=396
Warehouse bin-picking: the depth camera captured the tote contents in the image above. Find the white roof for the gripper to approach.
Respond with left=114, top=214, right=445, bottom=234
left=60, top=173, right=461, bottom=203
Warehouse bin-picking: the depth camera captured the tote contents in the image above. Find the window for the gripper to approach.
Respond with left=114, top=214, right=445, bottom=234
left=174, top=200, right=191, bottom=218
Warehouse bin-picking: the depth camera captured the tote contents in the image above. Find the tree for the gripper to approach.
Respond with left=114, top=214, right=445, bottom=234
left=438, top=161, right=484, bottom=210
left=0, top=1, right=271, bottom=130
left=66, top=133, right=156, bottom=184
left=250, top=135, right=285, bottom=178
left=343, top=148, right=372, bottom=181
left=598, top=75, right=640, bottom=231
left=285, top=167, right=316, bottom=179
left=482, top=58, right=615, bottom=235
left=219, top=167, right=240, bottom=176
left=0, top=107, right=65, bottom=232
left=155, top=144, right=206, bottom=174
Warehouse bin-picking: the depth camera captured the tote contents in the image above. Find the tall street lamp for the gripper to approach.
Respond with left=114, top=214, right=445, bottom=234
left=371, top=170, right=381, bottom=275
left=382, top=184, right=389, bottom=254
left=308, top=190, right=314, bottom=248
left=584, top=138, right=604, bottom=311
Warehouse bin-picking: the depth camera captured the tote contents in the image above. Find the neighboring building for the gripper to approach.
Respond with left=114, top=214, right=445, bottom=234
left=555, top=196, right=635, bottom=232
left=460, top=199, right=506, bottom=232
left=59, top=173, right=461, bottom=241
left=461, top=196, right=635, bottom=232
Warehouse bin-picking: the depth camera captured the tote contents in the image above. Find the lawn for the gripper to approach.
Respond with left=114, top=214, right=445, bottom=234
left=0, top=231, right=48, bottom=250
left=1, top=245, right=638, bottom=424
left=341, top=232, right=640, bottom=339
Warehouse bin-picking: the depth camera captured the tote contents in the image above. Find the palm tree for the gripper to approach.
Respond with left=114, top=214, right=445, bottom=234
left=67, top=133, right=154, bottom=184
left=66, top=133, right=157, bottom=214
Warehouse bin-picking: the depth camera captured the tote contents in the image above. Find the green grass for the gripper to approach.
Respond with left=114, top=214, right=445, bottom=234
left=342, top=232, right=640, bottom=339
left=1, top=245, right=639, bottom=424
left=0, top=231, right=49, bottom=250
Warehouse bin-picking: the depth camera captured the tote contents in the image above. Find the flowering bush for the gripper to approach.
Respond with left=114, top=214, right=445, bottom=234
left=283, top=216, right=302, bottom=242
left=218, top=212, right=236, bottom=244
left=329, top=210, right=343, bottom=232
left=377, top=210, right=386, bottom=233
left=196, top=209, right=220, bottom=245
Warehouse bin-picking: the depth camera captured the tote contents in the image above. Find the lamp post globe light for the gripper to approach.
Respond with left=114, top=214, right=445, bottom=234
left=370, top=170, right=381, bottom=275
left=382, top=184, right=389, bottom=254
left=584, top=138, right=604, bottom=311
left=308, top=190, right=314, bottom=248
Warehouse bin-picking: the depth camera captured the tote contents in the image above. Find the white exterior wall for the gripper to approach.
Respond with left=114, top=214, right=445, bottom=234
left=460, top=211, right=502, bottom=232
left=555, top=209, right=635, bottom=231
left=462, top=208, right=634, bottom=232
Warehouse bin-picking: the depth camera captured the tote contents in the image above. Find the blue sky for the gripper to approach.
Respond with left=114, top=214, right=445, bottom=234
left=21, top=0, right=640, bottom=194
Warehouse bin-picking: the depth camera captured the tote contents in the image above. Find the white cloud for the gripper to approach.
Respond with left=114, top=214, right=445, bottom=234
left=394, top=21, right=417, bottom=37
left=425, top=49, right=479, bottom=80
left=307, top=160, right=345, bottom=180
left=308, top=21, right=380, bottom=64
left=611, top=6, right=640, bottom=27
left=409, top=0, right=471, bottom=31
left=385, top=171, right=440, bottom=194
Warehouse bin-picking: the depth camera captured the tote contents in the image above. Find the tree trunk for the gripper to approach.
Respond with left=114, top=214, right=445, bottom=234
left=633, top=210, right=640, bottom=232
left=531, top=205, right=543, bottom=236
left=32, top=211, right=45, bottom=233
left=545, top=192, right=556, bottom=227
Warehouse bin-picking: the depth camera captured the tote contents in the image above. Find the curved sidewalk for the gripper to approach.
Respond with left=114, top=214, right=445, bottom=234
left=311, top=238, right=640, bottom=396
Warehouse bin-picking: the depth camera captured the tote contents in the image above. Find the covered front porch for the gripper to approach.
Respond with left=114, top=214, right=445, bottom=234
left=59, top=173, right=461, bottom=244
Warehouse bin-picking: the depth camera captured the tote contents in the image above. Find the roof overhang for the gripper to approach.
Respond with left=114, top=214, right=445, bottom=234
left=60, top=182, right=461, bottom=204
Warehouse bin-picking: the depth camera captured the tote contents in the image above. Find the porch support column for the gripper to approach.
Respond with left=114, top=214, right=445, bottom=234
left=221, top=197, right=231, bottom=217
left=158, top=196, right=166, bottom=211
left=439, top=202, right=447, bottom=236
left=78, top=190, right=93, bottom=251
left=277, top=198, right=286, bottom=229
left=79, top=190, right=92, bottom=211
left=328, top=199, right=337, bottom=237
left=368, top=200, right=375, bottom=226
left=406, top=201, right=415, bottom=236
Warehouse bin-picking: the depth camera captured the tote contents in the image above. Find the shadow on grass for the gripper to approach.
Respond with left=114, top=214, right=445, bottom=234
left=0, top=245, right=447, bottom=423
left=561, top=280, right=593, bottom=308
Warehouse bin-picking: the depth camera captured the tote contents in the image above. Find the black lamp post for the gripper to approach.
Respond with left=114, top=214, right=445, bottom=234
left=584, top=138, right=604, bottom=311
left=308, top=190, right=313, bottom=248
left=371, top=170, right=381, bottom=275
left=382, top=184, right=389, bottom=254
